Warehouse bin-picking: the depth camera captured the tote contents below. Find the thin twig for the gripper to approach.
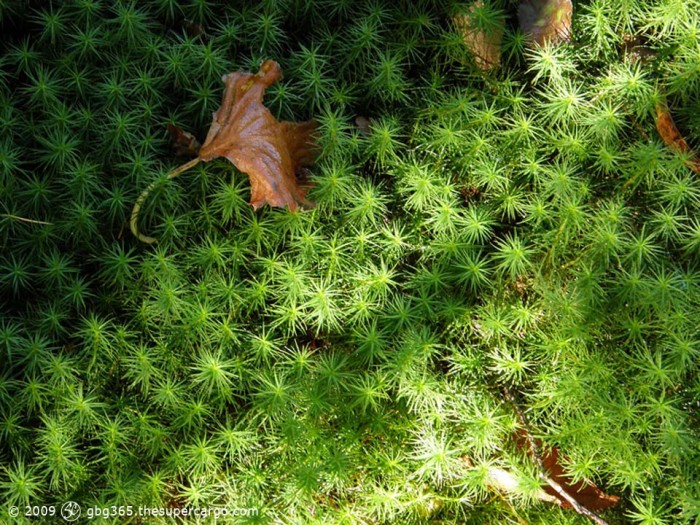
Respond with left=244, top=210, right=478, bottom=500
left=502, top=385, right=611, bottom=525
left=130, top=157, right=201, bottom=244
left=1, top=213, right=53, bottom=225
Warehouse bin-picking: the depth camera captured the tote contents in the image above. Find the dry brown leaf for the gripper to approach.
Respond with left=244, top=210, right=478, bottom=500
left=655, top=103, right=700, bottom=172
left=453, top=1, right=504, bottom=71
left=514, top=430, right=620, bottom=511
left=518, top=0, right=572, bottom=45
left=167, top=124, right=201, bottom=156
left=198, top=60, right=317, bottom=210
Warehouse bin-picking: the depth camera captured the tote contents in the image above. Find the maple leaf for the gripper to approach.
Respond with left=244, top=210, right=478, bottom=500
left=131, top=60, right=317, bottom=244
left=198, top=60, right=317, bottom=210
left=518, top=0, right=572, bottom=45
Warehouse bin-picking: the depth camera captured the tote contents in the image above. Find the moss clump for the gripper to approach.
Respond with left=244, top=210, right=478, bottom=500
left=1, top=1, right=699, bottom=524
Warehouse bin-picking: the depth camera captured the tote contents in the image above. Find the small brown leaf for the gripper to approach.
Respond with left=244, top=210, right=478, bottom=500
left=198, top=60, right=317, bottom=210
left=518, top=0, right=572, bottom=45
left=655, top=103, right=700, bottom=172
left=453, top=1, right=505, bottom=71
left=167, top=124, right=201, bottom=156
left=514, top=430, right=620, bottom=511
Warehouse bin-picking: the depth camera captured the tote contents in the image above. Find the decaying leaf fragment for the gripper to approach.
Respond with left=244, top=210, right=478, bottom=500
left=453, top=1, right=505, bottom=71
left=167, top=124, right=201, bottom=156
left=198, top=60, right=317, bottom=210
left=513, top=430, right=620, bottom=511
left=655, top=103, right=700, bottom=172
left=130, top=60, right=317, bottom=244
left=481, top=431, right=620, bottom=513
left=355, top=116, right=372, bottom=135
left=518, top=0, right=572, bottom=45
left=485, top=385, right=619, bottom=525
left=622, top=34, right=656, bottom=64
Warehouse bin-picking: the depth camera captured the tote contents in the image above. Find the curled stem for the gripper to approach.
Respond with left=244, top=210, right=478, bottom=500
left=130, top=157, right=201, bottom=244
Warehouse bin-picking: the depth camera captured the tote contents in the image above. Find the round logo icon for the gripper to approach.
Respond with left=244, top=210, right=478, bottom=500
left=61, top=501, right=81, bottom=522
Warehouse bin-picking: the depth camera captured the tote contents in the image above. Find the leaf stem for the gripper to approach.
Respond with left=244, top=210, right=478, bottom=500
left=130, top=157, right=201, bottom=244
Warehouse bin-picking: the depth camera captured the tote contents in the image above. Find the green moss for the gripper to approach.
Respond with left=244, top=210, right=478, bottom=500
left=1, top=0, right=700, bottom=523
